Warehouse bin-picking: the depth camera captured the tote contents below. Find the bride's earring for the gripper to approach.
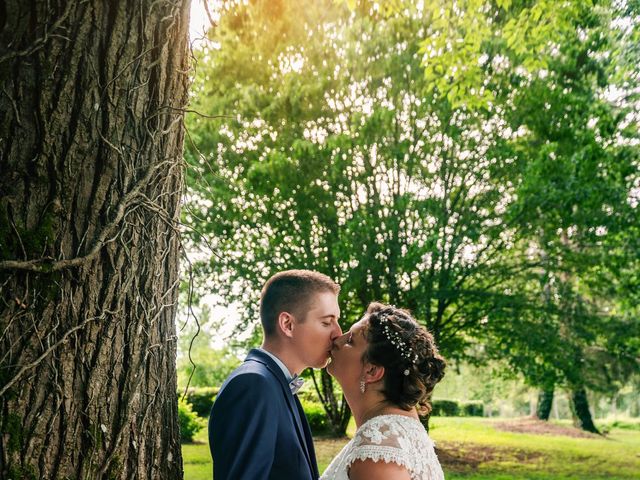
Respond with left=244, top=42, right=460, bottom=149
left=359, top=379, right=366, bottom=394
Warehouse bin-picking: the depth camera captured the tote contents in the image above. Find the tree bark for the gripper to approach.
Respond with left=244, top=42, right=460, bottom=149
left=0, top=1, right=191, bottom=478
left=570, top=387, right=600, bottom=434
left=536, top=387, right=554, bottom=421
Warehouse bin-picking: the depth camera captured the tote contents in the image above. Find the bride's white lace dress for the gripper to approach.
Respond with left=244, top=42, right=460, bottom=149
left=320, top=414, right=445, bottom=480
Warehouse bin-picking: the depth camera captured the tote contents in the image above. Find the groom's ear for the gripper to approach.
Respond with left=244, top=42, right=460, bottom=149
left=277, top=312, right=295, bottom=338
left=364, top=363, right=385, bottom=384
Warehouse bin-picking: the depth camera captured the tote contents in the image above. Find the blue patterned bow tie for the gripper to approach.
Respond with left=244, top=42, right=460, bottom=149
left=289, top=375, right=305, bottom=394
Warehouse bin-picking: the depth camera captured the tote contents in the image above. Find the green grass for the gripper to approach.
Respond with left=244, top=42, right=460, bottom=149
left=181, top=430, right=212, bottom=479
left=430, top=417, right=640, bottom=479
left=183, top=417, right=640, bottom=480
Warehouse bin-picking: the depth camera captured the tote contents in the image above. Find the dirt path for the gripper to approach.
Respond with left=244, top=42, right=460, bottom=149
left=436, top=441, right=543, bottom=470
left=491, top=417, right=600, bottom=438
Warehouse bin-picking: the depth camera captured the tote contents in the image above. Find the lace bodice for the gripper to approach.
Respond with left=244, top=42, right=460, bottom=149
left=320, top=414, right=444, bottom=480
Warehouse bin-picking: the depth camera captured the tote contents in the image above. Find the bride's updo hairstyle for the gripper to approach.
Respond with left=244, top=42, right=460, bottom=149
left=363, top=302, right=446, bottom=415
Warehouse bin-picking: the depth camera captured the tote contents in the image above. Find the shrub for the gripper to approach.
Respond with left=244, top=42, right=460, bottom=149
left=461, top=400, right=484, bottom=417
left=178, top=398, right=206, bottom=443
left=181, top=387, right=218, bottom=418
left=301, top=400, right=331, bottom=435
left=599, top=419, right=640, bottom=431
left=431, top=399, right=460, bottom=416
left=297, top=389, right=319, bottom=403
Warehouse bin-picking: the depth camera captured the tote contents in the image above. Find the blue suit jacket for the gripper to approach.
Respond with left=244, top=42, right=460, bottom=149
left=209, top=349, right=319, bottom=480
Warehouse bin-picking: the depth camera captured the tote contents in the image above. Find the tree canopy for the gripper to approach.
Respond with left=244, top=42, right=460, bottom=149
left=183, top=0, right=639, bottom=433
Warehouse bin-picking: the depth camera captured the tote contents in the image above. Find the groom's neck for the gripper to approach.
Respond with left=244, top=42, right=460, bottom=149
left=261, top=340, right=303, bottom=377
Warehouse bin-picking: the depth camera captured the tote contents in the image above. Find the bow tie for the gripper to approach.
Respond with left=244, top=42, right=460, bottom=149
left=289, top=375, right=305, bottom=395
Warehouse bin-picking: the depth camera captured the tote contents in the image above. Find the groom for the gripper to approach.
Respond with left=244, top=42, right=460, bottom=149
left=209, top=270, right=342, bottom=480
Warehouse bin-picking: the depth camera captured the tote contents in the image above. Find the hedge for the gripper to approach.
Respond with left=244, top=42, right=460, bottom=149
left=461, top=400, right=484, bottom=417
left=300, top=400, right=332, bottom=435
left=431, top=399, right=484, bottom=417
left=431, top=399, right=460, bottom=416
left=180, top=387, right=218, bottom=418
left=178, top=398, right=206, bottom=442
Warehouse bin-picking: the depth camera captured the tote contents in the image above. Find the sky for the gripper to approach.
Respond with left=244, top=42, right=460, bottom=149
left=189, top=0, right=220, bottom=44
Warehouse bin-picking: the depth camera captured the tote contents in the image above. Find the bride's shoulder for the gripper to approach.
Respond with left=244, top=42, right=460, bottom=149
left=348, top=457, right=412, bottom=480
left=340, top=415, right=435, bottom=480
left=354, top=414, right=433, bottom=447
left=347, top=414, right=444, bottom=480
left=358, top=414, right=425, bottom=434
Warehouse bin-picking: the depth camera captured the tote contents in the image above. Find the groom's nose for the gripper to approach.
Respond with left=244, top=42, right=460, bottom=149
left=330, top=321, right=342, bottom=340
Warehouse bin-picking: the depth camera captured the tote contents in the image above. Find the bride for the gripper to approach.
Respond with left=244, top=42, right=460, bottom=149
left=322, top=302, right=446, bottom=480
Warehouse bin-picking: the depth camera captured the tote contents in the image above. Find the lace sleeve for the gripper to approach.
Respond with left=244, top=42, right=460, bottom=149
left=344, top=418, right=415, bottom=472
left=342, top=416, right=445, bottom=480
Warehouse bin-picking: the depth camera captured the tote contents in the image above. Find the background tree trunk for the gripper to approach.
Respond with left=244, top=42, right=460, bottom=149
left=536, top=387, right=554, bottom=421
left=0, top=1, right=191, bottom=478
left=312, top=369, right=351, bottom=436
left=570, top=387, right=599, bottom=434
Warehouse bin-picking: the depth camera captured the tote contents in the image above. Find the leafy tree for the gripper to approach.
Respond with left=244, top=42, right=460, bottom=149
left=184, top=0, right=638, bottom=435
left=482, top=1, right=639, bottom=431
left=177, top=306, right=241, bottom=389
left=185, top=0, right=538, bottom=434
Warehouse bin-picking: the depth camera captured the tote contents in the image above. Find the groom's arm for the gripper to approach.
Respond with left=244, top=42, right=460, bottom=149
left=209, top=372, right=277, bottom=480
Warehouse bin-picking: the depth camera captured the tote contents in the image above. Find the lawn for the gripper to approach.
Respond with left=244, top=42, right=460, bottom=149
left=183, top=417, right=640, bottom=479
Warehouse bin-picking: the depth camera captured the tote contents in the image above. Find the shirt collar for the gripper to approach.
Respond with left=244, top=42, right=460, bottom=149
left=257, top=347, right=294, bottom=381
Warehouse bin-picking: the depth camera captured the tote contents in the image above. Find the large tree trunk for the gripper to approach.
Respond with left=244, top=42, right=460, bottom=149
left=0, top=1, right=190, bottom=478
left=570, top=387, right=600, bottom=434
left=536, top=387, right=554, bottom=421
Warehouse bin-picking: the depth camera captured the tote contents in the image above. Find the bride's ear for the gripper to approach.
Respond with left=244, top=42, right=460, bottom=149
left=363, top=363, right=385, bottom=384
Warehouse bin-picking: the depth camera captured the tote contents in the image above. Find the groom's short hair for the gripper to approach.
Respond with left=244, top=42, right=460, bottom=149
left=260, top=270, right=340, bottom=337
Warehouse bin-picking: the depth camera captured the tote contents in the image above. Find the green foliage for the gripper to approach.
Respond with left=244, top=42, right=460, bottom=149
left=479, top=0, right=640, bottom=410
left=178, top=398, right=206, bottom=443
left=176, top=306, right=241, bottom=390
left=185, top=0, right=639, bottom=433
left=301, top=399, right=332, bottom=435
left=185, top=0, right=531, bottom=360
left=599, top=419, right=640, bottom=431
left=177, top=345, right=240, bottom=390
left=461, top=400, right=485, bottom=417
left=181, top=387, right=218, bottom=418
left=432, top=399, right=461, bottom=416
left=431, top=399, right=484, bottom=417
left=367, top=0, right=584, bottom=108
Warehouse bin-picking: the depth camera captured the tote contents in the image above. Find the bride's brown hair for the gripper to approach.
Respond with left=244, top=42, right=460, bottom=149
left=363, top=302, right=446, bottom=415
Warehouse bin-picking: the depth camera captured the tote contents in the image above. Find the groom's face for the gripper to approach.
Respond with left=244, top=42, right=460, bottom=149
left=291, top=291, right=342, bottom=369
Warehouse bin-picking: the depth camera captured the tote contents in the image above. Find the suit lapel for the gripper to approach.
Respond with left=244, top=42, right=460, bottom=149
left=294, top=394, right=319, bottom=478
left=245, top=350, right=317, bottom=478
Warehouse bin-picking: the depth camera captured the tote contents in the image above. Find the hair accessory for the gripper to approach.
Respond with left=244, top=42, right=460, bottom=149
left=403, top=368, right=410, bottom=376
left=379, top=313, right=417, bottom=366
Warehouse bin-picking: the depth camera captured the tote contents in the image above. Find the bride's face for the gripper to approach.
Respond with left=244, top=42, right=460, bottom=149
left=326, top=317, right=368, bottom=388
